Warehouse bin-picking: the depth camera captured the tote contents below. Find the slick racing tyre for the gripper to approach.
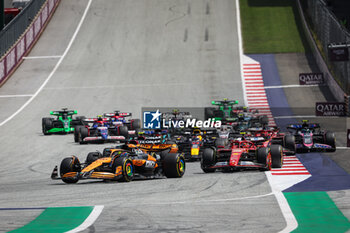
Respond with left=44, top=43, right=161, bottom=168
left=60, top=156, right=81, bottom=184
left=325, top=131, right=336, bottom=152
left=42, top=118, right=53, bottom=135
left=259, top=115, right=269, bottom=126
left=85, top=152, right=101, bottom=165
left=201, top=148, right=216, bottom=173
left=131, top=119, right=141, bottom=130
left=270, top=145, right=283, bottom=168
left=112, top=157, right=134, bottom=182
left=284, top=135, right=296, bottom=155
left=78, top=127, right=88, bottom=144
left=74, top=126, right=84, bottom=142
left=163, top=153, right=186, bottom=178
left=257, top=147, right=269, bottom=170
left=118, top=125, right=129, bottom=137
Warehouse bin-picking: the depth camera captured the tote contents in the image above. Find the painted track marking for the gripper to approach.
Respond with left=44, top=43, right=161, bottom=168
left=23, top=55, right=62, bottom=60
left=271, top=156, right=310, bottom=176
left=66, top=205, right=104, bottom=233
left=242, top=63, right=276, bottom=126
left=0, top=94, right=33, bottom=98
left=265, top=84, right=325, bottom=89
left=0, top=0, right=93, bottom=127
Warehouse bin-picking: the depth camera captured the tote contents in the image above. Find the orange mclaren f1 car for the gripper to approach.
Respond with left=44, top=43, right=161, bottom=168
left=51, top=143, right=185, bottom=183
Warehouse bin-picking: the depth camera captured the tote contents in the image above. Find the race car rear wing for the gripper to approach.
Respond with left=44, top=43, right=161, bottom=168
left=50, top=109, right=77, bottom=116
left=287, top=123, right=320, bottom=130
left=83, top=117, right=110, bottom=122
left=211, top=100, right=239, bottom=105
left=104, top=112, right=132, bottom=117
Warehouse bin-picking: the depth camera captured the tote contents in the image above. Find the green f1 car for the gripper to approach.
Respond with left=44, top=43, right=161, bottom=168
left=42, top=108, right=85, bottom=135
left=204, top=98, right=239, bottom=122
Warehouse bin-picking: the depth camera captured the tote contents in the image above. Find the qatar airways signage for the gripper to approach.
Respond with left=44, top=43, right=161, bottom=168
left=299, top=73, right=324, bottom=85
left=315, top=102, right=346, bottom=116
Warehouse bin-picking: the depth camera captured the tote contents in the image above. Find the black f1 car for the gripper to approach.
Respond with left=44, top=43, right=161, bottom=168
left=287, top=120, right=336, bottom=152
left=74, top=116, right=128, bottom=144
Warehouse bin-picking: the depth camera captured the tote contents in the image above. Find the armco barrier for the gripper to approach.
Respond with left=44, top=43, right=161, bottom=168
left=0, top=0, right=61, bottom=87
left=296, top=0, right=345, bottom=102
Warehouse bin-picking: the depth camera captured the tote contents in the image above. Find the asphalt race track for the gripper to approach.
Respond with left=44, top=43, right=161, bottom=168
left=0, top=0, right=287, bottom=232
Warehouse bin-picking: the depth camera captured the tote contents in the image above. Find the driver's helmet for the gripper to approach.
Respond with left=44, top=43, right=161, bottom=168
left=94, top=115, right=105, bottom=127
left=301, top=120, right=309, bottom=128
left=193, top=128, right=201, bottom=135
left=172, top=109, right=179, bottom=115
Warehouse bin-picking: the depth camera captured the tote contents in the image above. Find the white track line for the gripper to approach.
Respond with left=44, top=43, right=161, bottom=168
left=0, top=94, right=33, bottom=98
left=266, top=172, right=298, bottom=232
left=23, top=55, right=62, bottom=60
left=235, top=0, right=247, bottom=106
left=235, top=0, right=298, bottom=230
left=265, top=84, right=325, bottom=89
left=274, top=115, right=316, bottom=119
left=0, top=0, right=93, bottom=127
left=65, top=205, right=104, bottom=233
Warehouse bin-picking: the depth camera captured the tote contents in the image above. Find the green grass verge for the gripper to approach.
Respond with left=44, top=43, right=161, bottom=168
left=240, top=0, right=306, bottom=54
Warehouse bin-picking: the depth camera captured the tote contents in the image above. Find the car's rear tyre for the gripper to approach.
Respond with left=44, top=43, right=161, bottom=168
left=118, top=125, right=129, bottom=138
left=284, top=135, right=296, bottom=155
left=259, top=115, right=269, bottom=125
left=74, top=126, right=83, bottom=142
left=325, top=131, right=336, bottom=152
left=201, top=148, right=216, bottom=173
left=131, top=119, right=141, bottom=129
left=85, top=152, right=101, bottom=165
left=60, top=156, right=81, bottom=184
left=271, top=145, right=283, bottom=168
left=79, top=127, right=89, bottom=144
left=42, top=118, right=53, bottom=135
left=162, top=153, right=185, bottom=178
left=112, top=157, right=134, bottom=182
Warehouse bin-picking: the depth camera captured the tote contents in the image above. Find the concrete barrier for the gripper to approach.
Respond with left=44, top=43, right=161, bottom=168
left=0, top=0, right=61, bottom=87
left=296, top=0, right=345, bottom=102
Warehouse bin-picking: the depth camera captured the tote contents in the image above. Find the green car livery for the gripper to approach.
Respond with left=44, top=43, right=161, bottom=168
left=42, top=108, right=85, bottom=135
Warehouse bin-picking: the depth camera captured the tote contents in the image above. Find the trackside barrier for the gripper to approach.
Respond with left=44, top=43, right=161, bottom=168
left=0, top=0, right=61, bottom=87
left=296, top=0, right=346, bottom=102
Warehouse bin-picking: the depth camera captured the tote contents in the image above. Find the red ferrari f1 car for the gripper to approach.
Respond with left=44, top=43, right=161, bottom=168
left=201, top=136, right=284, bottom=173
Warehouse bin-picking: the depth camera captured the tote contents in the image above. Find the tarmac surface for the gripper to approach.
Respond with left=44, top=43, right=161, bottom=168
left=0, top=0, right=286, bottom=232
